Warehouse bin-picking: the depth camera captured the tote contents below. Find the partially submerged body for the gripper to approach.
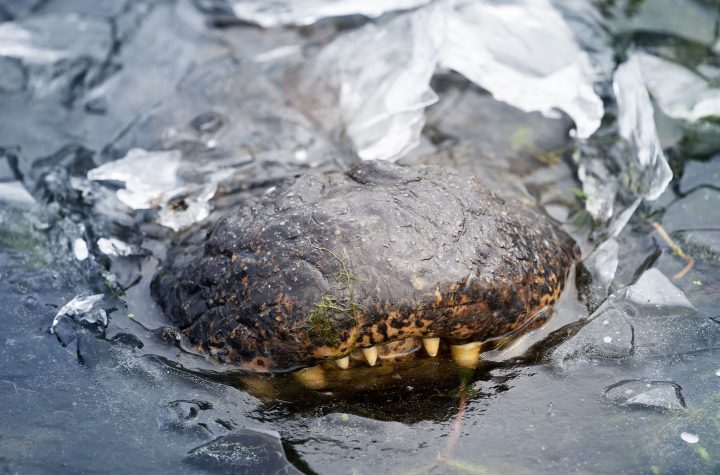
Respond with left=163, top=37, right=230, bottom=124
left=152, top=160, right=579, bottom=373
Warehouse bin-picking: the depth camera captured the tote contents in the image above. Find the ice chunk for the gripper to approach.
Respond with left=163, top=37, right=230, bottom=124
left=51, top=294, right=106, bottom=333
left=87, top=149, right=184, bottom=210
left=97, top=238, right=137, bottom=257
left=231, top=0, right=431, bottom=27
left=0, top=15, right=111, bottom=64
left=0, top=181, right=36, bottom=208
left=604, top=380, right=686, bottom=412
left=680, top=155, right=720, bottom=193
left=73, top=238, right=89, bottom=261
left=552, top=268, right=720, bottom=370
left=613, top=56, right=673, bottom=202
left=298, top=5, right=444, bottom=161
left=662, top=188, right=720, bottom=259
left=634, top=52, right=720, bottom=123
left=625, top=268, right=694, bottom=309
left=551, top=304, right=634, bottom=369
left=157, top=182, right=217, bottom=232
left=578, top=238, right=619, bottom=309
left=298, top=0, right=606, bottom=161
left=440, top=0, right=604, bottom=139
left=185, top=429, right=301, bottom=474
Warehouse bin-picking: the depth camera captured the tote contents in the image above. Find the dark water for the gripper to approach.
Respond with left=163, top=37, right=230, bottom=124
left=2, top=0, right=720, bottom=474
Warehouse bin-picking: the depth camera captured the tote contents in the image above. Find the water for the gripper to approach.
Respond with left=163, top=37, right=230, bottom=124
left=1, top=0, right=720, bottom=474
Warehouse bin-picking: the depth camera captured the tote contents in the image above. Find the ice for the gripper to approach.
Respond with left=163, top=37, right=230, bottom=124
left=97, top=238, right=136, bottom=257
left=185, top=429, right=301, bottom=474
left=297, top=0, right=606, bottom=161
left=578, top=238, right=619, bottom=309
left=440, top=0, right=604, bottom=139
left=604, top=380, right=686, bottom=413
left=634, top=52, right=720, bottom=123
left=297, top=5, right=444, bottom=161
left=72, top=238, right=89, bottom=261
left=51, top=294, right=106, bottom=333
left=625, top=268, right=694, bottom=309
left=662, top=188, right=720, bottom=259
left=613, top=56, right=673, bottom=202
left=552, top=268, right=720, bottom=370
left=0, top=181, right=36, bottom=208
left=87, top=149, right=184, bottom=210
left=232, top=0, right=431, bottom=27
left=0, top=15, right=112, bottom=99
left=680, top=155, right=720, bottom=193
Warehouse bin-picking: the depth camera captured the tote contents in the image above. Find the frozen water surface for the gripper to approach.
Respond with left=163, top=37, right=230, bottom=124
left=2, top=0, right=720, bottom=474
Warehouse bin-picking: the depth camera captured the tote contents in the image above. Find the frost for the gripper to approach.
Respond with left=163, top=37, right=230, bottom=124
left=232, top=0, right=432, bottom=27
left=51, top=294, right=106, bottom=333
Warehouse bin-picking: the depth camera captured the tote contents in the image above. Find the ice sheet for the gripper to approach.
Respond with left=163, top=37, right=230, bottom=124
left=634, top=52, right=720, bottom=123
left=297, top=0, right=606, bottom=161
left=440, top=0, right=604, bottom=139
left=613, top=56, right=673, bottom=201
left=231, top=0, right=431, bottom=27
left=296, top=5, right=444, bottom=161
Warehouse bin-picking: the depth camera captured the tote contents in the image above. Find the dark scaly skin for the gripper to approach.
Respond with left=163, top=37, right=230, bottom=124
left=152, top=161, right=579, bottom=372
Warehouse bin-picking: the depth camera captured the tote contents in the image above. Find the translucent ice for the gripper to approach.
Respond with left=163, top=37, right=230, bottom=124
left=634, top=52, right=720, bottom=123
left=552, top=268, right=720, bottom=370
left=297, top=5, right=444, bottom=161
left=625, top=268, right=694, bottom=309
left=0, top=15, right=111, bottom=65
left=97, top=238, right=136, bottom=257
left=87, top=149, right=184, bottom=210
left=232, top=0, right=432, bottom=27
left=440, top=0, right=604, bottom=139
left=578, top=238, right=619, bottom=308
left=51, top=293, right=106, bottom=333
left=298, top=0, right=606, bottom=161
left=613, top=56, right=673, bottom=201
left=604, top=380, right=686, bottom=413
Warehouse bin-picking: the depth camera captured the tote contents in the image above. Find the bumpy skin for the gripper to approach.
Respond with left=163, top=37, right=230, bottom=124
left=152, top=161, right=579, bottom=372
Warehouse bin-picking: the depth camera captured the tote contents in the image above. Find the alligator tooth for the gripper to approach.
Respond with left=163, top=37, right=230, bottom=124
left=422, top=337, right=440, bottom=357
left=361, top=346, right=378, bottom=366
left=450, top=342, right=482, bottom=369
left=335, top=356, right=350, bottom=369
